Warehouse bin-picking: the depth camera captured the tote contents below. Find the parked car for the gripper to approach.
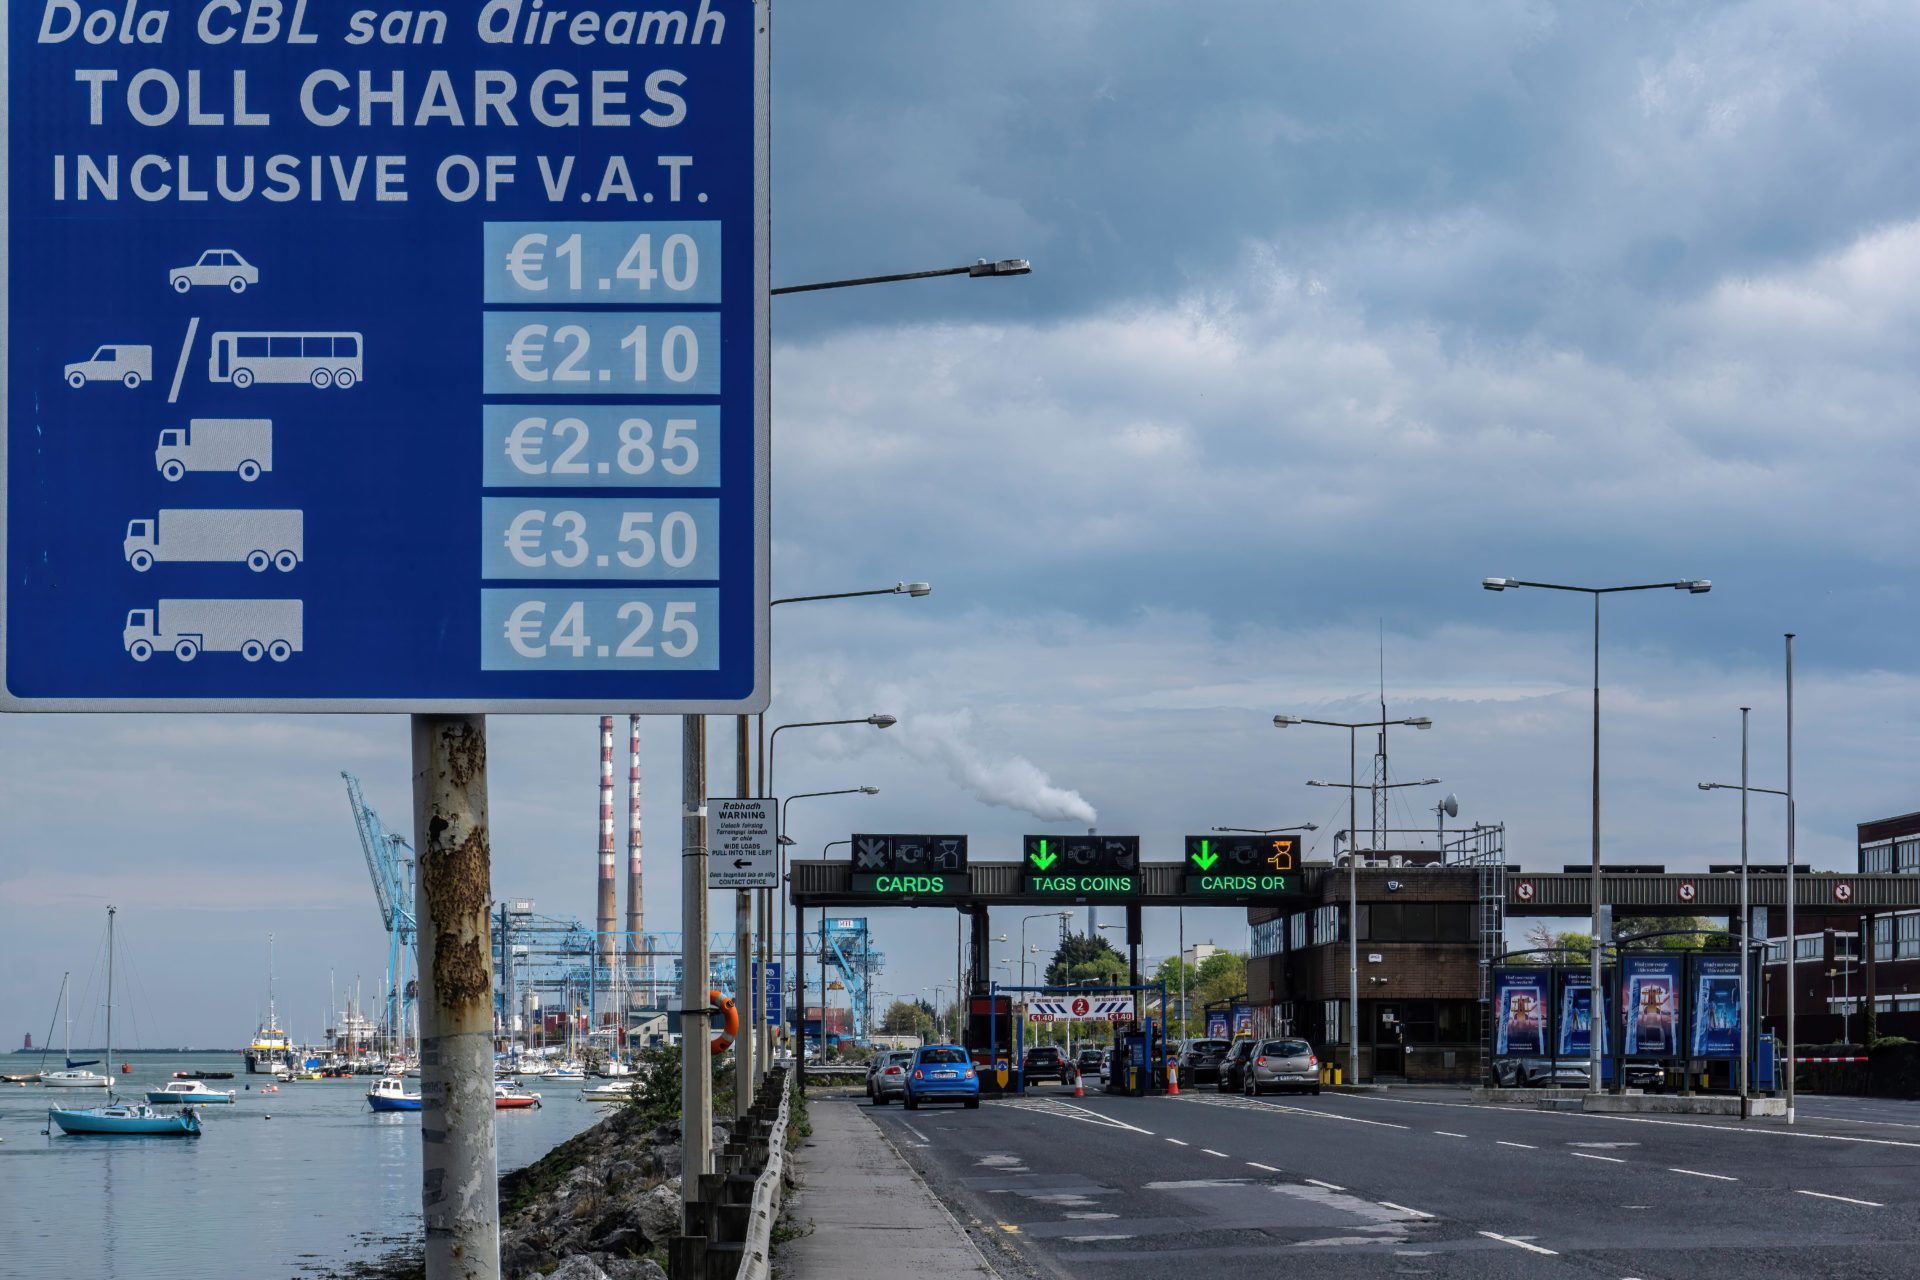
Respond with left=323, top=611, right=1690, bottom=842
left=1076, top=1048, right=1105, bottom=1080
left=1022, top=1045, right=1066, bottom=1083
left=868, top=1050, right=916, bottom=1105
left=1181, top=1038, right=1232, bottom=1085
left=1244, top=1038, right=1320, bottom=1096
left=1218, top=1038, right=1259, bottom=1093
left=1097, top=1049, right=1113, bottom=1083
left=904, top=1045, right=980, bottom=1110
left=1494, top=1058, right=1589, bottom=1088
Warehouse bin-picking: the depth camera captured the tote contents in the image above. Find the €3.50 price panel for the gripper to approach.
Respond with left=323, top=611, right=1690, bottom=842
left=3, top=2, right=768, bottom=712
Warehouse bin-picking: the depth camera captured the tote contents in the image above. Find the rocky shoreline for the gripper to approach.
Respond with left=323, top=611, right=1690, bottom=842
left=320, top=1102, right=738, bottom=1280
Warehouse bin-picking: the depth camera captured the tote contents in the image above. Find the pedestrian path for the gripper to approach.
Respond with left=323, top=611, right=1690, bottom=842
left=776, top=1094, right=997, bottom=1278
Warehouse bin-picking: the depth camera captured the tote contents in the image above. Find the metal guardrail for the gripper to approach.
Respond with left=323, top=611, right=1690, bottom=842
left=735, top=1072, right=791, bottom=1280
left=670, top=1065, right=792, bottom=1280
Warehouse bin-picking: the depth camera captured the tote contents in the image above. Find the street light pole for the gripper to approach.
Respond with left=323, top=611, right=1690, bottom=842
left=1278, top=714, right=1432, bottom=1086
left=1785, top=632, right=1797, bottom=1125
left=1483, top=576, right=1711, bottom=1095
left=1697, top=774, right=1790, bottom=1107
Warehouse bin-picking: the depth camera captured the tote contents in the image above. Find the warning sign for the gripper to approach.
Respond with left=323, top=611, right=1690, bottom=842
left=708, top=798, right=777, bottom=890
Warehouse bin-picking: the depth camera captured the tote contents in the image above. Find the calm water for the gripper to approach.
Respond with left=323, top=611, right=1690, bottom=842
left=0, top=1050, right=608, bottom=1279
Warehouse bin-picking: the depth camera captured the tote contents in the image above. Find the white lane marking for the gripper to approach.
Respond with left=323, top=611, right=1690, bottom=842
left=1304, top=1177, right=1346, bottom=1191
left=1046, top=1099, right=1154, bottom=1135
left=1478, top=1230, right=1557, bottom=1256
left=903, top=1123, right=932, bottom=1145
left=1267, top=1103, right=1409, bottom=1129
left=1009, top=1097, right=1155, bottom=1135
left=1795, top=1190, right=1885, bottom=1207
left=1435, top=1130, right=1468, bottom=1137
left=1065, top=1234, right=1133, bottom=1242
left=1496, top=1141, right=1536, bottom=1149
left=1166, top=1138, right=1189, bottom=1146
left=1571, top=1152, right=1626, bottom=1163
left=1064, top=1212, right=1119, bottom=1220
left=1201, top=1148, right=1229, bottom=1158
left=1247, top=1161, right=1282, bottom=1172
left=1143, top=1178, right=1248, bottom=1189
left=1378, top=1201, right=1435, bottom=1219
left=1671, top=1167, right=1738, bottom=1181
left=168, top=318, right=199, bottom=405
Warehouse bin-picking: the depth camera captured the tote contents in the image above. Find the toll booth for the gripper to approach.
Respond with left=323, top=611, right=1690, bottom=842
left=979, top=982, right=1170, bottom=1096
left=966, top=992, right=1018, bottom=1095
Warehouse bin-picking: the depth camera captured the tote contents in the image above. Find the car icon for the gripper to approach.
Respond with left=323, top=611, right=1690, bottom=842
left=65, top=344, right=153, bottom=389
left=170, top=250, right=259, bottom=294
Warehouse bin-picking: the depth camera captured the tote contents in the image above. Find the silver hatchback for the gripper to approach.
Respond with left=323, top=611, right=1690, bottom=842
left=1244, top=1038, right=1320, bottom=1096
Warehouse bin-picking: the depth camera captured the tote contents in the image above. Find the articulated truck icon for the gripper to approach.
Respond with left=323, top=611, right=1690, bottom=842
left=123, top=600, right=303, bottom=664
left=123, top=510, right=303, bottom=573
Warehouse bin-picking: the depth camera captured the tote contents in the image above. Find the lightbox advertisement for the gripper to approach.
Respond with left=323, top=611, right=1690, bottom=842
left=1691, top=955, right=1743, bottom=1058
left=1556, top=970, right=1607, bottom=1057
left=1623, top=955, right=1682, bottom=1056
left=1493, top=968, right=1548, bottom=1056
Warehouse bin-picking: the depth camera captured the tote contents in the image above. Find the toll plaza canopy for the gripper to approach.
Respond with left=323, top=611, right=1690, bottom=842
left=790, top=859, right=1920, bottom=913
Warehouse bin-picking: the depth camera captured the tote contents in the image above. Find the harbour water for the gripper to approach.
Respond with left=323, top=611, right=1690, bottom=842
left=0, top=1050, right=610, bottom=1278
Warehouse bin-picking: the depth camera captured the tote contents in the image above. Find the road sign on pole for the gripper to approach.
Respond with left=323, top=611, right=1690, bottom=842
left=1182, top=834, right=1301, bottom=899
left=709, top=798, right=776, bottom=889
left=1021, top=834, right=1139, bottom=898
left=3, top=3, right=769, bottom=713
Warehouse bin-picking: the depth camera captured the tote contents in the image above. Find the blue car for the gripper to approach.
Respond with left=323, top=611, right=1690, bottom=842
left=904, top=1045, right=981, bottom=1110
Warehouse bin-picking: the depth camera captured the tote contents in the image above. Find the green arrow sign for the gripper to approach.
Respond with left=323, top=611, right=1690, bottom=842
left=1029, top=838, right=1058, bottom=872
left=1191, top=839, right=1219, bottom=871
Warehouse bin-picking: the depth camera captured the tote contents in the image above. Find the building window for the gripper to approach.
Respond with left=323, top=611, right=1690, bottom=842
left=1323, top=999, right=1345, bottom=1042
left=1899, top=914, right=1920, bottom=960
left=1311, top=905, right=1344, bottom=945
left=1289, top=912, right=1307, bottom=952
left=1251, top=917, right=1285, bottom=958
left=1875, top=916, right=1894, bottom=963
left=1863, top=840, right=1894, bottom=874
left=1900, top=839, right=1920, bottom=874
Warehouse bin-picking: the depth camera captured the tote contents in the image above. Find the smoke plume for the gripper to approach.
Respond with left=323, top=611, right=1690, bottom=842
left=898, top=711, right=1097, bottom=825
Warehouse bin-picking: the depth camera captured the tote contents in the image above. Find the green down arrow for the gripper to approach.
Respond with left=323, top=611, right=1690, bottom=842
left=1030, top=839, right=1058, bottom=871
left=1191, top=840, right=1220, bottom=871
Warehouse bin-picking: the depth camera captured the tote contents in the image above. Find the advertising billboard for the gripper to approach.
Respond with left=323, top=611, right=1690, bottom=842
left=1493, top=968, right=1548, bottom=1056
left=1691, top=955, right=1743, bottom=1058
left=1622, top=955, right=1682, bottom=1057
left=1555, top=969, right=1607, bottom=1057
left=1206, top=1010, right=1230, bottom=1039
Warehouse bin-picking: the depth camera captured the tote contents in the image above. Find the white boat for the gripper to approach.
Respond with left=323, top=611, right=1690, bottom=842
left=146, top=1080, right=235, bottom=1105
left=581, top=1080, right=637, bottom=1102
left=39, top=973, right=108, bottom=1089
left=596, top=1059, right=633, bottom=1078
left=546, top=1060, right=586, bottom=1081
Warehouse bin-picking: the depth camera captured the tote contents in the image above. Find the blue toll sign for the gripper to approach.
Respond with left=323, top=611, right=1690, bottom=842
left=4, top=0, right=768, bottom=712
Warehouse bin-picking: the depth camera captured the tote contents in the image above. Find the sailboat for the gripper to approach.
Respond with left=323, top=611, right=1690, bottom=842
left=40, top=972, right=109, bottom=1089
left=49, top=907, right=202, bottom=1137
left=246, top=933, right=290, bottom=1074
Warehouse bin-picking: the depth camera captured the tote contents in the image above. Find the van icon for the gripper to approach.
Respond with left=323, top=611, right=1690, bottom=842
left=65, top=344, right=153, bottom=389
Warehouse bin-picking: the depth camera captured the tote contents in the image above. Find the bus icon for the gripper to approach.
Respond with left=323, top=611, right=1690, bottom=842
left=208, top=331, right=363, bottom=389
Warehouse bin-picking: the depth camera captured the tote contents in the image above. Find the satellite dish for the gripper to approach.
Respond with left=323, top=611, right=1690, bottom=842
left=1441, top=793, right=1460, bottom=818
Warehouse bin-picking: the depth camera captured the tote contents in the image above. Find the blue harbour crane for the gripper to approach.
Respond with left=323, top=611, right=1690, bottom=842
left=342, top=772, right=417, bottom=1051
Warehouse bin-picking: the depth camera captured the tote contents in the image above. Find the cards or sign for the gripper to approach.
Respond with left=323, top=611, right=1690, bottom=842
left=708, top=797, right=776, bottom=889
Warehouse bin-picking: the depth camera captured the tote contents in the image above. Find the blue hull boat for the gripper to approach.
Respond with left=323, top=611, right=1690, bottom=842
left=366, top=1077, right=421, bottom=1112
left=50, top=1103, right=202, bottom=1136
left=367, top=1093, right=421, bottom=1112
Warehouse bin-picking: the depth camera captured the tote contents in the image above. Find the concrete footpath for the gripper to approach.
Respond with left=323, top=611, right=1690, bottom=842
left=775, top=1094, right=997, bottom=1278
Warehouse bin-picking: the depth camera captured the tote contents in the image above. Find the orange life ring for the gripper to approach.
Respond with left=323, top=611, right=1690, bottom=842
left=709, top=990, right=739, bottom=1055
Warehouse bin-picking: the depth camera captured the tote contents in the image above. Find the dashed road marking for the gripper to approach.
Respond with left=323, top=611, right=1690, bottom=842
left=1670, top=1168, right=1738, bottom=1181
left=1496, top=1141, right=1536, bottom=1150
left=1572, top=1152, right=1626, bottom=1163
left=1247, top=1161, right=1282, bottom=1172
left=1435, top=1130, right=1468, bottom=1137
left=1795, top=1190, right=1884, bottom=1207
left=1166, top=1138, right=1188, bottom=1146
left=1478, top=1230, right=1557, bottom=1256
left=1378, top=1201, right=1435, bottom=1219
left=1201, top=1148, right=1229, bottom=1158
left=1304, top=1177, right=1346, bottom=1191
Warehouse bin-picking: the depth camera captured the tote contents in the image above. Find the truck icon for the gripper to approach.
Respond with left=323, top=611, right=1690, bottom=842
left=66, top=344, right=153, bottom=389
left=155, top=420, right=273, bottom=482
left=123, top=599, right=303, bottom=663
left=123, top=509, right=303, bottom=573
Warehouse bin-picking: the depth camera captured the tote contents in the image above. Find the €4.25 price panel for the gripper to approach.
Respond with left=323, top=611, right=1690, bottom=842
left=3, top=0, right=768, bottom=712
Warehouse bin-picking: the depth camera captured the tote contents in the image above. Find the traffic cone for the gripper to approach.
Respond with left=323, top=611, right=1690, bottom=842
left=1168, top=1061, right=1180, bottom=1096
left=1073, top=1065, right=1085, bottom=1099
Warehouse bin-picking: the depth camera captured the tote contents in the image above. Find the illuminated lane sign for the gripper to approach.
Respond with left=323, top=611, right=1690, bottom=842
left=849, top=871, right=967, bottom=900
left=1023, top=835, right=1138, bottom=899
left=1183, top=835, right=1303, bottom=899
left=1027, top=872, right=1142, bottom=898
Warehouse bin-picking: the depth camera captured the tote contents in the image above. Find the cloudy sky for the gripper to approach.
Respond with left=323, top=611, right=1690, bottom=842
left=5, top=0, right=1918, bottom=1049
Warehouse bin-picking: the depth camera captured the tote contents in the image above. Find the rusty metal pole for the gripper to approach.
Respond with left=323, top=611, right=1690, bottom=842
left=411, top=714, right=499, bottom=1280
left=735, top=716, right=756, bottom=1110
left=680, top=715, right=713, bottom=1218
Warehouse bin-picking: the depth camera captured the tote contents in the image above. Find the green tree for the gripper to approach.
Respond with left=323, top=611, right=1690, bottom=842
left=1044, top=933, right=1128, bottom=986
left=1615, top=915, right=1729, bottom=951
left=880, top=998, right=934, bottom=1039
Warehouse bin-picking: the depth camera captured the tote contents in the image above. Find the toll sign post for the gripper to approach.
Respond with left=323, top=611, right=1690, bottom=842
left=1183, top=835, right=1303, bottom=900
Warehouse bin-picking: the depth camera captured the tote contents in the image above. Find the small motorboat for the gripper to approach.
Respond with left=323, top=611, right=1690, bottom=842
left=494, top=1083, right=541, bottom=1110
left=146, top=1080, right=235, bottom=1105
left=545, top=1062, right=586, bottom=1082
left=41, top=1069, right=110, bottom=1090
left=580, top=1080, right=637, bottom=1102
left=49, top=1102, right=202, bottom=1136
left=367, top=1077, right=422, bottom=1113
left=171, top=1070, right=234, bottom=1080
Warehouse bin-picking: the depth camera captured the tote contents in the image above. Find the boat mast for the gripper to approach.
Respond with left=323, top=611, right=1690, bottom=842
left=267, top=932, right=277, bottom=1032
left=104, top=906, right=116, bottom=1087
left=61, top=971, right=72, bottom=1065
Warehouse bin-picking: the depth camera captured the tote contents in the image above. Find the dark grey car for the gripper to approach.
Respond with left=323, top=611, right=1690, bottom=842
left=1244, top=1038, right=1320, bottom=1096
left=869, top=1050, right=917, bottom=1105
